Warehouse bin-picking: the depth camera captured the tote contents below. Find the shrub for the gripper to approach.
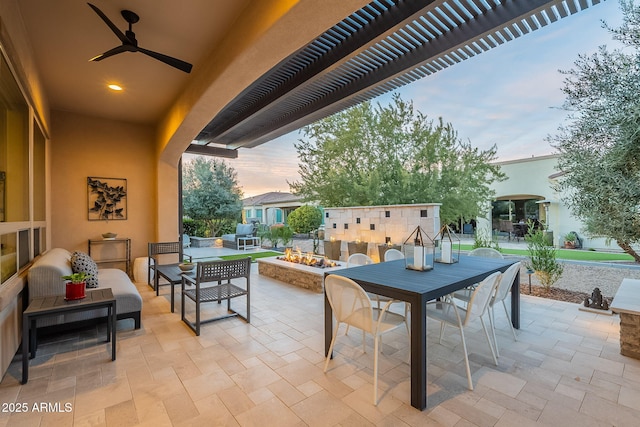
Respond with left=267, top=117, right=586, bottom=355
left=183, top=217, right=237, bottom=237
left=525, top=225, right=563, bottom=291
left=183, top=218, right=198, bottom=236
left=258, top=224, right=294, bottom=248
left=287, top=205, right=323, bottom=234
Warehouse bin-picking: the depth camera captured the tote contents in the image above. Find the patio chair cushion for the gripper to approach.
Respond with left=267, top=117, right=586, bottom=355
left=235, top=223, right=254, bottom=237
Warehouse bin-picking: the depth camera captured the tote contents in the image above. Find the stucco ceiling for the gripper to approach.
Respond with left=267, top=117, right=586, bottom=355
left=17, top=0, right=252, bottom=124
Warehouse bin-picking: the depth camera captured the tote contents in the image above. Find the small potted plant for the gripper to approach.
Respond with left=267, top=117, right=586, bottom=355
left=563, top=232, right=577, bottom=249
left=179, top=259, right=195, bottom=272
left=61, top=272, right=90, bottom=300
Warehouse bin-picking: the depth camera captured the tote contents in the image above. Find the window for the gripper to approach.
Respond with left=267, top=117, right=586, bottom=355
left=0, top=49, right=49, bottom=284
left=33, top=120, right=46, bottom=221
left=0, top=54, right=29, bottom=222
left=0, top=232, right=16, bottom=283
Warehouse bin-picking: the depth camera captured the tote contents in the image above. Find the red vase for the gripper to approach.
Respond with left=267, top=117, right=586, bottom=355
left=65, top=282, right=86, bottom=300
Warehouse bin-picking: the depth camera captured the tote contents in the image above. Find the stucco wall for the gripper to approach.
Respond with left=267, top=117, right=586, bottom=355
left=324, top=204, right=441, bottom=260
left=50, top=111, right=158, bottom=260
left=489, top=155, right=613, bottom=249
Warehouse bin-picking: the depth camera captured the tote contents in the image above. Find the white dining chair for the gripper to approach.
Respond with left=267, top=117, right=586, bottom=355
left=347, top=253, right=374, bottom=267
left=383, top=248, right=404, bottom=261
left=345, top=254, right=375, bottom=337
left=426, top=271, right=501, bottom=390
left=468, top=247, right=504, bottom=258
left=488, top=262, right=520, bottom=356
left=383, top=248, right=410, bottom=327
left=323, top=274, right=407, bottom=405
left=347, top=253, right=409, bottom=335
left=452, top=263, right=520, bottom=357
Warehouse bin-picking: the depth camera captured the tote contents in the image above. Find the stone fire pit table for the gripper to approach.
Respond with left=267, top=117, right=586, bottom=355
left=257, top=256, right=346, bottom=293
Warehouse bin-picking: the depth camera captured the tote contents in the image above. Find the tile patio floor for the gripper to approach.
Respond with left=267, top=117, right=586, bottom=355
left=1, top=254, right=640, bottom=426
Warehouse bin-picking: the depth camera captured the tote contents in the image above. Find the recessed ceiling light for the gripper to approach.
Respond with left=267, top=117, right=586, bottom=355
left=108, top=84, right=123, bottom=91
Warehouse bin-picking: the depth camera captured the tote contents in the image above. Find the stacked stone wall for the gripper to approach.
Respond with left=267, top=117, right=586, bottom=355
left=620, top=312, right=640, bottom=360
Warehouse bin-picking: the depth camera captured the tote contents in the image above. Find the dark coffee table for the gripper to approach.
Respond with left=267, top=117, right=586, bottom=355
left=22, top=288, right=116, bottom=384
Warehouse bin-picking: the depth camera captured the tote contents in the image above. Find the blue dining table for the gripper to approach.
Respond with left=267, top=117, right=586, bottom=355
left=325, top=255, right=520, bottom=410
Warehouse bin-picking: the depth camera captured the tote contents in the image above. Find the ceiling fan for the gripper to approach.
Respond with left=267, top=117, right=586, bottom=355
left=87, top=3, right=193, bottom=73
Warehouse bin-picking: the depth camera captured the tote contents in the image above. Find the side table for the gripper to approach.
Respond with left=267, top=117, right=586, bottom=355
left=22, top=288, right=116, bottom=384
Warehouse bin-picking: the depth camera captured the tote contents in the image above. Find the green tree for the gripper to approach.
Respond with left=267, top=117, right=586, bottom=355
left=287, top=205, right=323, bottom=234
left=289, top=94, right=504, bottom=224
left=182, top=157, right=243, bottom=237
left=550, top=0, right=640, bottom=262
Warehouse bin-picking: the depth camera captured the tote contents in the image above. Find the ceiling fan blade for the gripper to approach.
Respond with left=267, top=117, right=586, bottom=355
left=89, top=45, right=135, bottom=62
left=137, top=47, right=193, bottom=73
left=87, top=3, right=130, bottom=44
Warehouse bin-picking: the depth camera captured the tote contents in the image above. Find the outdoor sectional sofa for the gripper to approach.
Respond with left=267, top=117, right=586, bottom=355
left=27, top=248, right=142, bottom=329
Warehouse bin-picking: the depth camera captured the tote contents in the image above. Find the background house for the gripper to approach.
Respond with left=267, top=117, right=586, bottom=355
left=242, top=192, right=304, bottom=226
left=479, top=154, right=613, bottom=250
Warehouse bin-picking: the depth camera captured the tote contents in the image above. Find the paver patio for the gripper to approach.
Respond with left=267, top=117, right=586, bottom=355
left=1, top=246, right=639, bottom=426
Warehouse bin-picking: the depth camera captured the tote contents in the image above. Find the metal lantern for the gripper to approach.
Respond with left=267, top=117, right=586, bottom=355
left=402, top=226, right=434, bottom=271
left=434, top=224, right=460, bottom=264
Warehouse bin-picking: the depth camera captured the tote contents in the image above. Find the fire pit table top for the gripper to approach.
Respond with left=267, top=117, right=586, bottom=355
left=257, top=256, right=346, bottom=292
left=257, top=256, right=345, bottom=275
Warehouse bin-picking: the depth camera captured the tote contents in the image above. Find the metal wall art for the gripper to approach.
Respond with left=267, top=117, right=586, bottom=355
left=87, top=177, right=127, bottom=221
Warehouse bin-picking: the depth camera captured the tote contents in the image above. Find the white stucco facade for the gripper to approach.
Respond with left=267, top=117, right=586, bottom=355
left=484, top=155, right=616, bottom=250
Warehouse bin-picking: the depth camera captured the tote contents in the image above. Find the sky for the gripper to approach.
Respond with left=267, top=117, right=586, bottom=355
left=224, top=0, right=624, bottom=198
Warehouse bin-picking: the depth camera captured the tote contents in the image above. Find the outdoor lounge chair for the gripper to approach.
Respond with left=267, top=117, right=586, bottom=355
left=221, top=223, right=257, bottom=249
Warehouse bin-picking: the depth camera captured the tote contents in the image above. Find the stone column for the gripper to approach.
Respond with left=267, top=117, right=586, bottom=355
left=620, top=313, right=640, bottom=360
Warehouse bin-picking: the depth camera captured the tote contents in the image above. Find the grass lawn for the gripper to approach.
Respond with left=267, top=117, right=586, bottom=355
left=460, top=244, right=635, bottom=262
left=219, top=251, right=283, bottom=262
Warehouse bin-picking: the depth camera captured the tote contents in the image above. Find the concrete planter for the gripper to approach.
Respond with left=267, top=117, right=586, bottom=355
left=324, top=240, right=342, bottom=261
left=347, top=241, right=368, bottom=256
left=190, top=237, right=220, bottom=248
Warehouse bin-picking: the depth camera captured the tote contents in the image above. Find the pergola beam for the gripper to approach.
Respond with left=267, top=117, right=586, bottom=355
left=185, top=144, right=238, bottom=158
